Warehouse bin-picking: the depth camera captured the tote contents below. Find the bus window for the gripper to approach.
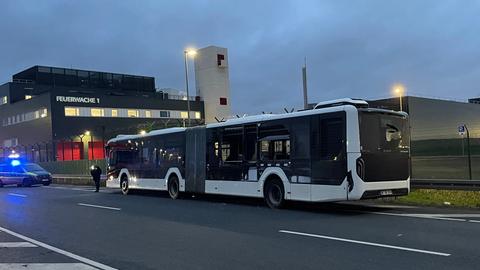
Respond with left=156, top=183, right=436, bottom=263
left=259, top=123, right=290, bottom=162
left=259, top=135, right=290, bottom=161
left=221, top=127, right=243, bottom=163
left=244, top=125, right=257, bottom=162
left=320, top=118, right=345, bottom=160
left=115, top=151, right=135, bottom=164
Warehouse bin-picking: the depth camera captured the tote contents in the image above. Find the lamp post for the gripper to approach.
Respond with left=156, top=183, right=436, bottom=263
left=184, top=48, right=197, bottom=127
left=78, top=131, right=90, bottom=160
left=78, top=133, right=85, bottom=160
left=393, top=84, right=406, bottom=112
left=463, top=124, right=472, bottom=180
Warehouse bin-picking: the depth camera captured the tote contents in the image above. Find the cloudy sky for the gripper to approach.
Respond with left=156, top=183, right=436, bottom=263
left=1, top=0, right=479, bottom=114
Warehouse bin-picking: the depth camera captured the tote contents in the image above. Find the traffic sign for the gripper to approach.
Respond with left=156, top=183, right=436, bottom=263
left=458, top=125, right=465, bottom=136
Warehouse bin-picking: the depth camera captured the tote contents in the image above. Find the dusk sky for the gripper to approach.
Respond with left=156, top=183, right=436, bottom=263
left=1, top=0, right=479, bottom=114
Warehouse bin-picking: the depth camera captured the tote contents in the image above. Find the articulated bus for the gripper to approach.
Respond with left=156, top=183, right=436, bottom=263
left=105, top=99, right=410, bottom=208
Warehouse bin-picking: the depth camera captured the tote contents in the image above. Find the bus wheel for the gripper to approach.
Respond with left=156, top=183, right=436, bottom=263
left=168, top=175, right=180, bottom=200
left=264, top=178, right=285, bottom=209
left=120, top=176, right=129, bottom=195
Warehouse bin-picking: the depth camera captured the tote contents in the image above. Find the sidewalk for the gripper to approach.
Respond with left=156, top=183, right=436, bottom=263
left=52, top=174, right=106, bottom=186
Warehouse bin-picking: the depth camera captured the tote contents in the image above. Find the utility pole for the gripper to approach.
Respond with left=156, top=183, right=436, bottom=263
left=302, top=57, right=308, bottom=110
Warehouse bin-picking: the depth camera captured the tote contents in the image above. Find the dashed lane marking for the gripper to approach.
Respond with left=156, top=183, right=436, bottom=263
left=0, top=226, right=117, bottom=270
left=0, top=242, right=37, bottom=248
left=0, top=263, right=98, bottom=269
left=7, top=193, right=27, bottom=198
left=77, top=203, right=121, bottom=211
left=279, top=230, right=451, bottom=257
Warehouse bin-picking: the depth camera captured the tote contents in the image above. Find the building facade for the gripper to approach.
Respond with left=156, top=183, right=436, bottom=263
left=370, top=96, right=480, bottom=180
left=194, top=46, right=231, bottom=123
left=0, top=65, right=204, bottom=162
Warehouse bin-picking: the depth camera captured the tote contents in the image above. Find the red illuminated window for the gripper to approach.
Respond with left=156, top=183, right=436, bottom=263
left=220, top=97, right=227, bottom=105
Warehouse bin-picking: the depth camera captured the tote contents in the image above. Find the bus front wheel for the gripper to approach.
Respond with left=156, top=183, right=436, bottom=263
left=264, top=178, right=285, bottom=209
left=168, top=175, right=180, bottom=200
left=120, top=176, right=129, bottom=195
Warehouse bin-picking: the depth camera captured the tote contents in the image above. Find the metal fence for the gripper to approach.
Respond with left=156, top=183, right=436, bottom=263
left=38, top=159, right=106, bottom=176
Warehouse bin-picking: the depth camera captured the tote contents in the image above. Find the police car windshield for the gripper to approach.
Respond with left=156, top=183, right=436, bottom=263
left=23, top=163, right=47, bottom=172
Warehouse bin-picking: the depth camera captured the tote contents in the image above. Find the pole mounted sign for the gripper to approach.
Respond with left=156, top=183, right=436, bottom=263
left=56, top=96, right=100, bottom=104
left=458, top=124, right=472, bottom=180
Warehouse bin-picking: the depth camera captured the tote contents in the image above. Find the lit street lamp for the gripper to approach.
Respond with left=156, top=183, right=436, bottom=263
left=392, top=84, right=406, bottom=112
left=78, top=131, right=90, bottom=160
left=184, top=48, right=197, bottom=127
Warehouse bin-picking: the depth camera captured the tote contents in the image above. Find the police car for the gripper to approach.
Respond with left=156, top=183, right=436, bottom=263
left=0, top=160, right=52, bottom=187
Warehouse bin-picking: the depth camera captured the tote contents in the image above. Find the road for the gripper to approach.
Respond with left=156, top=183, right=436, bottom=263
left=1, top=185, right=480, bottom=270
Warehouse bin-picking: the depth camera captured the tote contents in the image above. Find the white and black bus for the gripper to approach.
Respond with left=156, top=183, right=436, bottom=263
left=105, top=99, right=410, bottom=208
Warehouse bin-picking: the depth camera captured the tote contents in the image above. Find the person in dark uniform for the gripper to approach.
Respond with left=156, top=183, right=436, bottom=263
left=90, top=165, right=102, bottom=192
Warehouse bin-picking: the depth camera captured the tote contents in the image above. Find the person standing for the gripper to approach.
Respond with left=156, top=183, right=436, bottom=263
left=90, top=165, right=102, bottom=192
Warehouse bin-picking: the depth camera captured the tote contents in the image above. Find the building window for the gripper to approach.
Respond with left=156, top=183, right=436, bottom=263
left=180, top=111, right=188, bottom=119
left=111, top=109, right=118, bottom=117
left=128, top=109, right=139, bottom=117
left=195, top=112, right=201, bottom=119
left=25, top=95, right=32, bottom=100
left=90, top=108, right=104, bottom=117
left=1, top=96, right=7, bottom=105
left=40, top=109, right=47, bottom=118
left=65, top=107, right=80, bottom=116
left=217, top=54, right=225, bottom=66
left=3, top=138, right=18, bottom=147
left=220, top=97, right=227, bottom=105
left=160, top=111, right=170, bottom=118
left=145, top=110, right=152, bottom=118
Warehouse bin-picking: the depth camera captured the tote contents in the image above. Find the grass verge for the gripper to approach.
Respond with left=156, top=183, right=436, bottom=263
left=388, top=189, right=480, bottom=208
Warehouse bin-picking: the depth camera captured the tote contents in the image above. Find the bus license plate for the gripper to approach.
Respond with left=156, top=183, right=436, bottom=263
left=380, top=190, right=393, bottom=196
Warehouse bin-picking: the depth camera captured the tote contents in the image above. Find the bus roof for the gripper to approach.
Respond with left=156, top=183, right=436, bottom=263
left=106, top=99, right=406, bottom=144
left=107, top=127, right=186, bottom=144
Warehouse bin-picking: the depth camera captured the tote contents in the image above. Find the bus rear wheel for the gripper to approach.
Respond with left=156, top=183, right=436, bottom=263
left=120, top=176, right=129, bottom=195
left=168, top=175, right=180, bottom=200
left=264, top=178, right=285, bottom=209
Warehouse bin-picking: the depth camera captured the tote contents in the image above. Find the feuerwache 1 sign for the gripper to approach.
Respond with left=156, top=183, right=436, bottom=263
left=56, top=96, right=100, bottom=104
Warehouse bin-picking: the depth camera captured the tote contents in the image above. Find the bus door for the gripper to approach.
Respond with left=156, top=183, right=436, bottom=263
left=244, top=124, right=258, bottom=181
left=218, top=126, right=244, bottom=181
left=310, top=113, right=348, bottom=194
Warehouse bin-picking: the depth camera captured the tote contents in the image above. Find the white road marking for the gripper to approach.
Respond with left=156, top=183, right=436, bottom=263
left=425, top=214, right=480, bottom=218
left=0, top=242, right=37, bottom=248
left=8, top=193, right=27, bottom=198
left=0, top=226, right=117, bottom=270
left=0, top=263, right=98, bottom=269
left=279, top=230, right=451, bottom=257
left=468, top=220, right=480, bottom=223
left=77, top=203, right=121, bottom=211
left=364, top=211, right=469, bottom=222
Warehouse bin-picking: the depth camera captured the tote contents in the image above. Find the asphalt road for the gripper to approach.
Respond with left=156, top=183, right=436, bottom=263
left=1, top=185, right=480, bottom=270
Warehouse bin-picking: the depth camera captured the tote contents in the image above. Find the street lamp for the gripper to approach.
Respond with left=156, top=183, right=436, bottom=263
left=139, top=130, right=147, bottom=135
left=78, top=131, right=91, bottom=160
left=392, top=84, right=406, bottom=112
left=78, top=133, right=86, bottom=160
left=184, top=48, right=197, bottom=127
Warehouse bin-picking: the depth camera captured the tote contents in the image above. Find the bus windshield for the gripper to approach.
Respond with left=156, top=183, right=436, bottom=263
left=359, top=110, right=409, bottom=154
